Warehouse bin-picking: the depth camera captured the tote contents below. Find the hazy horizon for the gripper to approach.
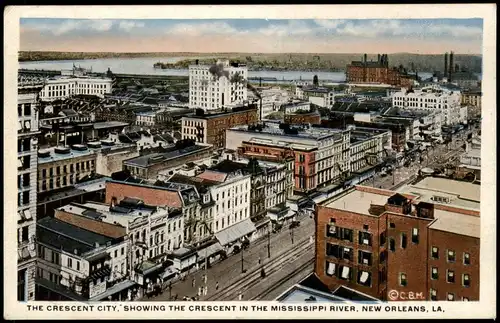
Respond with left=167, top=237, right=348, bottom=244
left=20, top=18, right=483, bottom=55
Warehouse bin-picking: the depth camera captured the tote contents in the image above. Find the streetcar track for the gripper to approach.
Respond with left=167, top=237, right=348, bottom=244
left=251, top=257, right=315, bottom=301
left=207, top=239, right=313, bottom=301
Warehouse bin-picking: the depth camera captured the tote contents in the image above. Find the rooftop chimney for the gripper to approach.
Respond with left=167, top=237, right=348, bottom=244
left=449, top=51, right=454, bottom=82
left=444, top=52, right=448, bottom=76
left=364, top=54, right=368, bottom=64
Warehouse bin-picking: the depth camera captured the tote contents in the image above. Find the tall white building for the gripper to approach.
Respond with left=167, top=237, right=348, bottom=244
left=392, top=86, right=466, bottom=126
left=17, top=79, right=43, bottom=301
left=189, top=60, right=248, bottom=110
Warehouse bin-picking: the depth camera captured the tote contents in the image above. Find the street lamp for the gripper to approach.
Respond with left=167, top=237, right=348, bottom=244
left=240, top=238, right=246, bottom=274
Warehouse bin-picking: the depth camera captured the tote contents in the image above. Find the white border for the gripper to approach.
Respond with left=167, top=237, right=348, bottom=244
left=4, top=4, right=496, bottom=320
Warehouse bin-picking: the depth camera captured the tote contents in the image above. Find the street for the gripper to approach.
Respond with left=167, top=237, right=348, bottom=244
left=144, top=212, right=316, bottom=301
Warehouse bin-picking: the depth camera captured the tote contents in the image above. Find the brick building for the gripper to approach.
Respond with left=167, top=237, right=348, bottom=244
left=284, top=110, right=322, bottom=125
left=181, top=105, right=259, bottom=148
left=346, top=54, right=416, bottom=88
left=315, top=182, right=479, bottom=302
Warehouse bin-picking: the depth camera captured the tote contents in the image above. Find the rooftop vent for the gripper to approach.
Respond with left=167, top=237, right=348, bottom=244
left=72, top=144, right=88, bottom=151
left=54, top=146, right=71, bottom=155
left=101, top=140, right=115, bottom=146
left=87, top=141, right=102, bottom=149
left=38, top=149, right=51, bottom=158
left=149, top=155, right=166, bottom=163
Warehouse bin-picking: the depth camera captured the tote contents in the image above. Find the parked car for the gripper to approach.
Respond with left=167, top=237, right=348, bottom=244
left=232, top=245, right=241, bottom=255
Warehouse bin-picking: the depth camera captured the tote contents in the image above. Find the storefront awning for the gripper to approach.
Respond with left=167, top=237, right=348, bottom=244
left=161, top=265, right=179, bottom=280
left=215, top=218, right=256, bottom=246
left=89, top=280, right=136, bottom=301
left=197, top=242, right=223, bottom=260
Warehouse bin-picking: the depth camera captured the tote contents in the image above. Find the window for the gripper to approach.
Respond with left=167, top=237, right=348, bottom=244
left=121, top=247, right=125, bottom=256
left=358, top=231, right=372, bottom=246
left=326, top=261, right=336, bottom=276
left=68, top=258, right=73, bottom=268
left=447, top=270, right=455, bottom=283
left=411, top=228, right=419, bottom=244
left=389, top=222, right=395, bottom=228
left=339, top=265, right=352, bottom=281
left=357, top=271, right=371, bottom=286
left=447, top=293, right=455, bottom=301
left=326, top=219, right=336, bottom=237
left=379, top=250, right=387, bottom=264
left=401, top=233, right=407, bottom=249
left=463, top=252, right=470, bottom=265
left=76, top=261, right=80, bottom=271
left=431, top=267, right=438, bottom=280
left=430, top=289, right=437, bottom=301
left=358, top=250, right=372, bottom=265
left=114, top=250, right=118, bottom=258
left=399, top=273, right=407, bottom=286
left=379, top=232, right=387, bottom=245
left=389, top=238, right=395, bottom=252
left=431, top=246, right=439, bottom=259
left=447, top=250, right=456, bottom=262
left=462, top=274, right=470, bottom=287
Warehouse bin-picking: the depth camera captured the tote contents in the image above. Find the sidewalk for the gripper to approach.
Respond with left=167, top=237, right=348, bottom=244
left=146, top=213, right=315, bottom=301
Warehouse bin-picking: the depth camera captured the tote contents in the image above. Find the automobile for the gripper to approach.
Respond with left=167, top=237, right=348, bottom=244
left=289, top=221, right=301, bottom=230
left=232, top=245, right=241, bottom=254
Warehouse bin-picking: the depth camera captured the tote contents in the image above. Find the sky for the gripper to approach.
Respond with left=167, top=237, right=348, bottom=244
left=19, top=18, right=483, bottom=54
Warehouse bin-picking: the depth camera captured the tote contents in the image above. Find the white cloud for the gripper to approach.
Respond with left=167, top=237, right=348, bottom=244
left=314, top=19, right=346, bottom=30
left=333, top=20, right=482, bottom=39
left=118, top=20, right=146, bottom=32
left=257, top=20, right=314, bottom=37
left=166, top=22, right=239, bottom=36
left=34, top=19, right=115, bottom=35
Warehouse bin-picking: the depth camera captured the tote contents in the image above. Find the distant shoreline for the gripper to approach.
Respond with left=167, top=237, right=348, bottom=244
left=18, top=51, right=483, bottom=74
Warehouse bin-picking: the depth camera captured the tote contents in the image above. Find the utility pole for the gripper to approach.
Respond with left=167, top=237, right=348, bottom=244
left=290, top=227, right=294, bottom=245
left=267, top=229, right=271, bottom=258
left=241, top=242, right=245, bottom=273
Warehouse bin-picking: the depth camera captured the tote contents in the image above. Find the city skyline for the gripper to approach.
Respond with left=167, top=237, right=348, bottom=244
left=20, top=18, right=483, bottom=54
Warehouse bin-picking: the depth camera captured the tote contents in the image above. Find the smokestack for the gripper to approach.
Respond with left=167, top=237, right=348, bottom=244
left=260, top=98, right=263, bottom=121
left=444, top=52, right=448, bottom=76
left=377, top=54, right=381, bottom=63
left=449, top=51, right=454, bottom=82
left=259, top=77, right=262, bottom=87
left=195, top=59, right=199, bottom=65
left=364, top=54, right=367, bottom=63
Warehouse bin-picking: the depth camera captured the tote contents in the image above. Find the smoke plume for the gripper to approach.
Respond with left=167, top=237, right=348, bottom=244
left=208, top=63, right=230, bottom=79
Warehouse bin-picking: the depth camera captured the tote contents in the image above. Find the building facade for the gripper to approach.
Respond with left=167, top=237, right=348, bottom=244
left=226, top=123, right=351, bottom=193
left=35, top=216, right=130, bottom=301
left=39, top=76, right=112, bottom=102
left=189, top=60, right=248, bottom=110
left=315, top=184, right=479, bottom=301
left=17, top=81, right=43, bottom=301
left=181, top=106, right=259, bottom=148
left=392, top=86, right=466, bottom=126
left=346, top=54, right=415, bottom=88
left=284, top=110, right=322, bottom=125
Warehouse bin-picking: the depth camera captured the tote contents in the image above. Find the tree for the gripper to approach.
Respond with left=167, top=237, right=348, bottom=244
left=313, top=75, right=319, bottom=87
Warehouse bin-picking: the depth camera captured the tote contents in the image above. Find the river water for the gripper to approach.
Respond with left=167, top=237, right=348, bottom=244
left=19, top=56, right=437, bottom=82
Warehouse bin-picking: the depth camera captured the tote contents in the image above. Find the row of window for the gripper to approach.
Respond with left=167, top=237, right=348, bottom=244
left=431, top=267, right=471, bottom=286
left=40, top=160, right=95, bottom=179
left=430, top=289, right=470, bottom=301
left=215, top=209, right=249, bottom=231
left=325, top=261, right=374, bottom=287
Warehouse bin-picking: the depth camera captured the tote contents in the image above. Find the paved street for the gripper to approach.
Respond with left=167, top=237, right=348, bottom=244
left=145, top=212, right=315, bottom=301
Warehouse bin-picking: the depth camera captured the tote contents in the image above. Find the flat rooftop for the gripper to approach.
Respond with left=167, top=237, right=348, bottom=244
left=323, top=187, right=392, bottom=215
left=37, top=217, right=114, bottom=256
left=38, top=147, right=96, bottom=164
left=124, top=144, right=211, bottom=168
left=430, top=209, right=480, bottom=238
left=230, top=123, right=345, bottom=141
left=410, top=177, right=480, bottom=203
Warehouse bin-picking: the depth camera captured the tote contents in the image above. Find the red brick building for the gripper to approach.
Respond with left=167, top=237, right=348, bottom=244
left=182, top=105, right=259, bottom=148
left=284, top=110, right=321, bottom=125
left=315, top=185, right=479, bottom=301
left=346, top=54, right=416, bottom=89
left=236, top=140, right=318, bottom=193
